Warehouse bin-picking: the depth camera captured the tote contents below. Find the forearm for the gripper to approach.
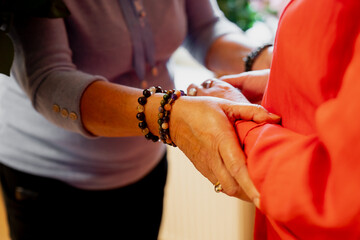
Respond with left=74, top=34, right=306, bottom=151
left=205, top=33, right=273, bottom=76
left=80, top=81, right=162, bottom=137
left=205, top=33, right=254, bottom=75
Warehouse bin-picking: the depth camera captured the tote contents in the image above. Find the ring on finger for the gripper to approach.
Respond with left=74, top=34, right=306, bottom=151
left=214, top=181, right=223, bottom=193
left=188, top=87, right=198, bottom=96
left=201, top=79, right=213, bottom=89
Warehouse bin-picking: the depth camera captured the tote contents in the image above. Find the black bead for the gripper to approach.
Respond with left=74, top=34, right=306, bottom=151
left=138, top=121, right=147, bottom=129
left=151, top=136, right=159, bottom=142
left=162, top=116, right=169, bottom=123
left=160, top=128, right=168, bottom=135
left=136, top=112, right=145, bottom=121
left=145, top=133, right=152, bottom=140
left=138, top=96, right=147, bottom=105
left=143, top=89, right=151, bottom=98
left=155, top=86, right=163, bottom=93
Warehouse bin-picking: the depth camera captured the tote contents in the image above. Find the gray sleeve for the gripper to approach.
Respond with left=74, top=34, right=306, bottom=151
left=183, top=0, right=242, bottom=65
left=11, top=17, right=106, bottom=137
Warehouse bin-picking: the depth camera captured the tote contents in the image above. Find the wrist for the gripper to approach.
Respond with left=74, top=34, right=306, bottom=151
left=244, top=44, right=273, bottom=71
left=206, top=33, right=254, bottom=75
left=136, top=86, right=187, bottom=146
left=136, top=87, right=165, bottom=141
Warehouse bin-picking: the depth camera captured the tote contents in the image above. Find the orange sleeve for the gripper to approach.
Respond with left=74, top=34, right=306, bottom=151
left=236, top=33, right=360, bottom=239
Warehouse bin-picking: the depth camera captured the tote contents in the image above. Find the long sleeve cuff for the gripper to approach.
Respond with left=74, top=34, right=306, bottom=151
left=34, top=70, right=107, bottom=137
left=236, top=120, right=266, bottom=152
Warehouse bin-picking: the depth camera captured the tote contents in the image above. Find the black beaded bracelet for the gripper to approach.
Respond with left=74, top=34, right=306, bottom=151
left=137, top=86, right=165, bottom=142
left=244, top=43, right=273, bottom=72
left=158, top=89, right=186, bottom=147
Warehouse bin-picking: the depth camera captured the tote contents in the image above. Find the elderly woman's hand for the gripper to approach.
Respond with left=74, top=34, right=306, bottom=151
left=188, top=69, right=270, bottom=104
left=169, top=96, right=280, bottom=205
left=187, top=78, right=247, bottom=103
left=221, top=69, right=270, bottom=104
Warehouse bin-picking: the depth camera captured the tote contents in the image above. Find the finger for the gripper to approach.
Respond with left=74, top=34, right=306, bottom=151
left=199, top=79, right=234, bottom=94
left=204, top=78, right=226, bottom=87
left=185, top=151, right=219, bottom=185
left=213, top=162, right=252, bottom=201
left=210, top=155, right=249, bottom=199
left=220, top=69, right=270, bottom=89
left=194, top=162, right=218, bottom=185
left=187, top=83, right=199, bottom=96
left=226, top=103, right=281, bottom=124
left=201, top=78, right=217, bottom=89
left=218, top=130, right=260, bottom=207
left=187, top=83, right=199, bottom=91
left=220, top=73, right=246, bottom=88
left=250, top=105, right=281, bottom=124
left=190, top=81, right=218, bottom=97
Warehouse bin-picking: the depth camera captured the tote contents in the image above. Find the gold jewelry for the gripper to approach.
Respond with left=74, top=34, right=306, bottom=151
left=214, top=181, right=223, bottom=193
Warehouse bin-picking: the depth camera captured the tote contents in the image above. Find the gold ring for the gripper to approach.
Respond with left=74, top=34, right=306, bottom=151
left=214, top=181, right=223, bottom=193
left=188, top=87, right=198, bottom=96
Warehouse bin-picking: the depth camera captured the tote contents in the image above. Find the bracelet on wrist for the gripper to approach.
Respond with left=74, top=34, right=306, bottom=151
left=137, top=86, right=186, bottom=146
left=136, top=86, right=165, bottom=142
left=244, top=43, right=273, bottom=72
left=158, top=89, right=186, bottom=147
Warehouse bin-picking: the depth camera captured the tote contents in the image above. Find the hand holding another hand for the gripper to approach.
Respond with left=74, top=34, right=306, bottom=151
left=187, top=69, right=269, bottom=104
left=187, top=78, right=249, bottom=103
left=170, top=95, right=280, bottom=206
left=220, top=69, right=270, bottom=104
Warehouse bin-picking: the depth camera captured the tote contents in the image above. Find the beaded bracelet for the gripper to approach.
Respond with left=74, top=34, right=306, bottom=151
left=158, top=89, right=186, bottom=147
left=137, top=86, right=165, bottom=142
left=244, top=43, right=273, bottom=72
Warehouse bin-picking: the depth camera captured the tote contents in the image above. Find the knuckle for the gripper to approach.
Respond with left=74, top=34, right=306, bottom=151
left=229, top=161, right=246, bottom=177
left=187, top=83, right=196, bottom=91
left=225, top=185, right=240, bottom=197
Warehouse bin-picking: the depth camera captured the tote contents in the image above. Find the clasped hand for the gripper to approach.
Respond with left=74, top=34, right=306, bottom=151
left=170, top=73, right=279, bottom=207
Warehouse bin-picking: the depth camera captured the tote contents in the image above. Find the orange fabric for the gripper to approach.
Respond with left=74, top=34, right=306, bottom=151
left=236, top=0, right=360, bottom=239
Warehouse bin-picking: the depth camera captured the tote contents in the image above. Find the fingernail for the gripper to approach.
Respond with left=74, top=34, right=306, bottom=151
left=253, top=197, right=260, bottom=209
left=269, top=113, right=281, bottom=121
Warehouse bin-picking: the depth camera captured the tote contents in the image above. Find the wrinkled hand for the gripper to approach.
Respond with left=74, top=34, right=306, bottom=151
left=187, top=69, right=269, bottom=104
left=170, top=96, right=280, bottom=205
left=220, top=69, right=270, bottom=104
left=187, top=78, right=248, bottom=103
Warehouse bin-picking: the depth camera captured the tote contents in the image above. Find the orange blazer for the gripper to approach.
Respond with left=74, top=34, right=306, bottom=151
left=236, top=0, right=360, bottom=239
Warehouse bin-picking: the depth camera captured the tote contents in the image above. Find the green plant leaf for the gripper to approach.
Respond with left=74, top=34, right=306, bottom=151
left=217, top=0, right=261, bottom=31
left=0, top=31, right=14, bottom=76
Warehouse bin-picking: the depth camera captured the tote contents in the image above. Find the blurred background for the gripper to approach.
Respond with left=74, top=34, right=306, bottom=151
left=0, top=0, right=289, bottom=239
